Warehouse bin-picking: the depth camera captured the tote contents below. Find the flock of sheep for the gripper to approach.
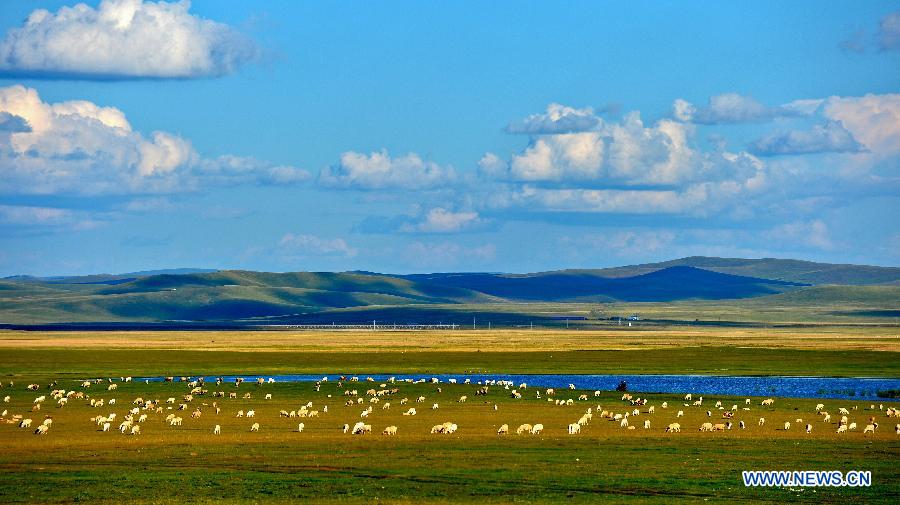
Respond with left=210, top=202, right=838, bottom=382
left=2, top=376, right=898, bottom=440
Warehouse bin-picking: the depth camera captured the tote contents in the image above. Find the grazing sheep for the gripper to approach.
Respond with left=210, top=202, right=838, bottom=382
left=815, top=403, right=824, bottom=411
left=102, top=422, right=111, bottom=432
left=250, top=423, right=260, bottom=432
left=236, top=410, right=244, bottom=418
left=712, top=423, right=726, bottom=431
left=838, top=407, right=850, bottom=415
left=214, top=425, right=221, bottom=435
left=661, top=402, right=668, bottom=409
left=497, top=424, right=509, bottom=435
left=516, top=424, right=533, bottom=435
left=676, top=410, right=684, bottom=418
left=342, top=424, right=350, bottom=434
left=531, top=423, right=544, bottom=435
left=297, top=423, right=305, bottom=433
left=402, top=408, right=417, bottom=416
left=863, top=424, right=876, bottom=434
left=265, top=394, right=272, bottom=400
left=783, top=421, right=791, bottom=431
left=383, top=425, right=397, bottom=436
left=19, top=419, right=32, bottom=428
left=620, top=418, right=629, bottom=428
left=823, top=414, right=831, bottom=423
left=246, top=410, right=255, bottom=418
left=648, top=406, right=655, bottom=414
left=130, top=425, right=141, bottom=435
left=666, top=423, right=681, bottom=433
left=684, top=394, right=692, bottom=401
left=836, top=425, right=847, bottom=434
left=761, top=399, right=774, bottom=406
left=699, top=422, right=713, bottom=432
left=568, top=423, right=581, bottom=434
left=849, top=422, right=857, bottom=431
left=34, top=424, right=49, bottom=435
left=432, top=403, right=439, bottom=410
left=458, top=396, right=467, bottom=403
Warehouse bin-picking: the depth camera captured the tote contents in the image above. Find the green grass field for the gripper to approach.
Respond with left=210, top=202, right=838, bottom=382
left=1, top=328, right=897, bottom=503
left=1, top=378, right=898, bottom=504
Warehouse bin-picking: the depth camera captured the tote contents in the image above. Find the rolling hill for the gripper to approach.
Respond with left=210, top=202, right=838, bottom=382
left=0, top=257, right=896, bottom=325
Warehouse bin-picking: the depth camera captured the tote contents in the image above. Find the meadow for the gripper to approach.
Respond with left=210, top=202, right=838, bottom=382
left=0, top=326, right=898, bottom=503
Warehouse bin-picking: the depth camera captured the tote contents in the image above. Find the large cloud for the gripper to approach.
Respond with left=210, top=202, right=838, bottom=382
left=822, top=93, right=900, bottom=158
left=319, top=150, right=455, bottom=189
left=0, top=85, right=307, bottom=194
left=399, top=208, right=483, bottom=233
left=0, top=0, right=259, bottom=79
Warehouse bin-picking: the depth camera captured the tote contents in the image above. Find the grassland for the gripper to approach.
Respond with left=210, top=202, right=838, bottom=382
left=1, top=377, right=898, bottom=504
left=0, top=327, right=897, bottom=503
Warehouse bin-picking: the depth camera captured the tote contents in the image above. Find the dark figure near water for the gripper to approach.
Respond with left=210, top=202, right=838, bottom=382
left=616, top=381, right=628, bottom=392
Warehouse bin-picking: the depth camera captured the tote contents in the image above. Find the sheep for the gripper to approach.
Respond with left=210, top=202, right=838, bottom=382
left=661, top=402, right=668, bottom=409
left=432, top=403, right=439, bottom=410
left=759, top=417, right=765, bottom=426
left=712, top=423, right=726, bottom=431
left=34, top=424, right=49, bottom=435
left=212, top=424, right=221, bottom=435
left=676, top=410, right=684, bottom=418
left=684, top=394, right=692, bottom=401
left=706, top=410, right=712, bottom=417
left=416, top=396, right=426, bottom=403
left=265, top=394, right=272, bottom=400
left=863, top=424, right=876, bottom=434
left=838, top=407, right=850, bottom=415
left=836, top=424, right=847, bottom=433
left=783, top=421, right=791, bottom=431
left=849, top=422, right=857, bottom=431
left=648, top=406, right=655, bottom=414
left=352, top=422, right=371, bottom=435
left=402, top=408, right=417, bottom=416
left=382, top=403, right=391, bottom=410
left=250, top=423, right=260, bottom=432
left=246, top=410, right=255, bottom=418
left=383, top=425, right=397, bottom=436
left=568, top=423, right=581, bottom=434
left=761, top=399, right=774, bottom=406
left=699, top=422, right=713, bottom=432
left=297, top=423, right=305, bottom=433
left=823, top=414, right=831, bottom=423
left=739, top=420, right=745, bottom=429
left=516, top=424, right=532, bottom=435
left=130, top=425, right=141, bottom=435
left=643, top=420, right=651, bottom=429
left=458, top=396, right=467, bottom=403
left=102, top=422, right=111, bottom=432
left=805, top=423, right=812, bottom=434
left=19, top=419, right=32, bottom=428
left=895, top=424, right=899, bottom=435
left=815, top=403, right=824, bottom=411
left=236, top=410, right=244, bottom=418
left=666, top=422, right=681, bottom=433
left=531, top=423, right=543, bottom=435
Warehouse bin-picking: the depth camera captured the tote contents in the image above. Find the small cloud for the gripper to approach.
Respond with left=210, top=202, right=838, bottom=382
left=319, top=150, right=455, bottom=190
left=878, top=11, right=900, bottom=51
left=0, top=0, right=260, bottom=80
left=123, top=197, right=177, bottom=213
left=505, top=103, right=601, bottom=134
left=750, top=121, right=863, bottom=156
left=673, top=93, right=804, bottom=124
left=399, top=208, right=484, bottom=233
left=405, top=241, right=496, bottom=268
left=766, top=220, right=833, bottom=250
left=279, top=233, right=357, bottom=258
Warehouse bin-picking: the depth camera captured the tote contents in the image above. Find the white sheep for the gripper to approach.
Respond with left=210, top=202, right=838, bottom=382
left=497, top=424, right=509, bottom=435
left=568, top=423, right=581, bottom=434
left=383, top=425, right=397, bottom=435
left=666, top=422, right=681, bottom=433
left=531, top=423, right=543, bottom=435
left=246, top=410, right=255, bottom=418
left=516, top=424, right=532, bottom=435
left=297, top=423, right=305, bottom=433
left=214, top=424, right=221, bottom=435
left=863, top=424, right=876, bottom=434
left=250, top=422, right=260, bottom=432
left=783, top=421, right=791, bottom=431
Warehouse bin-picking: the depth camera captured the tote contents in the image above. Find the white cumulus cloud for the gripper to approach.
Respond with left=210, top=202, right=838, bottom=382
left=673, top=93, right=804, bottom=124
left=0, top=85, right=307, bottom=194
left=0, top=0, right=259, bottom=79
left=505, top=103, right=601, bottom=134
left=399, top=208, right=483, bottom=233
left=278, top=233, right=357, bottom=258
left=319, top=150, right=455, bottom=190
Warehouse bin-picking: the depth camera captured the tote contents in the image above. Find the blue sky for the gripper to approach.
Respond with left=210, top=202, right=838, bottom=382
left=0, top=0, right=898, bottom=276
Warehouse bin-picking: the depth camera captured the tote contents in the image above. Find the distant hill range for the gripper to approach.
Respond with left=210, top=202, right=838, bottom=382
left=0, top=257, right=897, bottom=326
